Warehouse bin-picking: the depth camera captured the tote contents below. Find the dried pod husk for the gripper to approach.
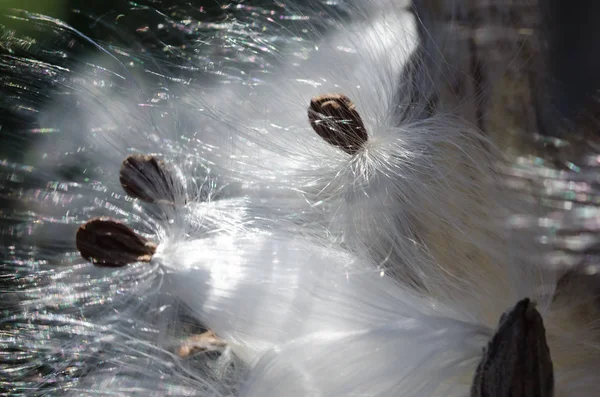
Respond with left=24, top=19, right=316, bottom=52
left=308, top=94, right=368, bottom=155
left=76, top=217, right=157, bottom=267
left=119, top=154, right=185, bottom=204
left=470, top=298, right=554, bottom=397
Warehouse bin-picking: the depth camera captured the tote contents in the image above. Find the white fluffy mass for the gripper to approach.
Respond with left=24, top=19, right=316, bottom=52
left=2, top=0, right=600, bottom=396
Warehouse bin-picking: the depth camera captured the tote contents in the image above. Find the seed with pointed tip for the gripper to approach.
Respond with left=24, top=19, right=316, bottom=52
left=76, top=217, right=157, bottom=267
left=470, top=298, right=554, bottom=397
left=119, top=154, right=184, bottom=204
left=308, top=94, right=368, bottom=155
left=176, top=330, right=228, bottom=359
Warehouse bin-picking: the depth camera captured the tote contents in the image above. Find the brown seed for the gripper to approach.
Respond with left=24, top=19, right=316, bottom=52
left=308, top=94, right=368, bottom=155
left=470, top=298, right=554, bottom=397
left=176, top=330, right=228, bottom=358
left=119, top=154, right=184, bottom=204
left=76, top=217, right=157, bottom=267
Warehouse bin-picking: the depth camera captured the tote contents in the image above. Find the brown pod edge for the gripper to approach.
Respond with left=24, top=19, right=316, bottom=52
left=120, top=154, right=184, bottom=204
left=76, top=217, right=157, bottom=267
left=308, top=94, right=368, bottom=155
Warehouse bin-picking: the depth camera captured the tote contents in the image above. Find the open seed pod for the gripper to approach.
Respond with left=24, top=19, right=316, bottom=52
left=76, top=217, right=157, bottom=267
left=308, top=94, right=368, bottom=155
left=119, top=154, right=185, bottom=204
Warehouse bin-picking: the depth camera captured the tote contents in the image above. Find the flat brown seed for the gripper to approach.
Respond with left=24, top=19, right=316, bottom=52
left=119, top=154, right=185, bottom=204
left=176, top=331, right=228, bottom=358
left=470, top=298, right=554, bottom=397
left=308, top=94, right=368, bottom=155
left=76, top=217, right=157, bottom=267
